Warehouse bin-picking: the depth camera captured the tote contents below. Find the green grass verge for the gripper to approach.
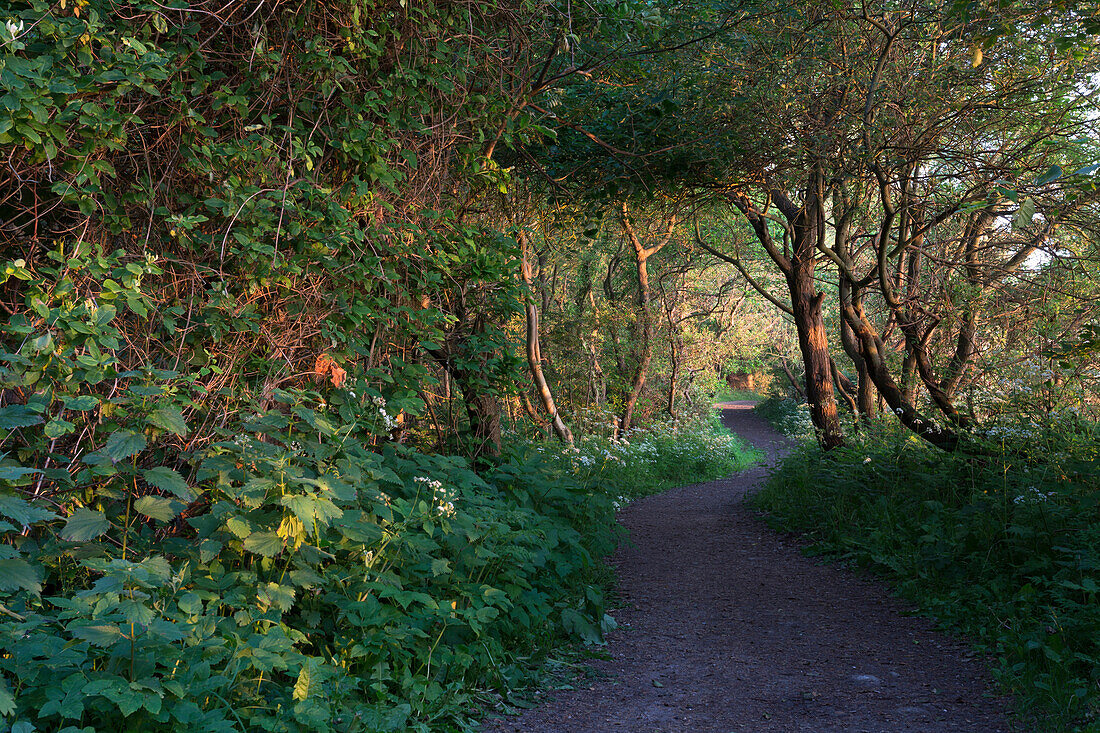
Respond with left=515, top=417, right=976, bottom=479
left=749, top=419, right=1100, bottom=732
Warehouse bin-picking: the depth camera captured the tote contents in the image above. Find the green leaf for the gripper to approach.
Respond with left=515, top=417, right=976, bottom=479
left=282, top=494, right=343, bottom=527
left=133, top=496, right=184, bottom=522
left=243, top=531, right=284, bottom=557
left=61, top=508, right=110, bottom=541
left=1035, top=164, right=1063, bottom=186
left=177, top=592, right=203, bottom=615
left=43, top=418, right=75, bottom=439
left=147, top=407, right=188, bottom=437
left=0, top=681, right=14, bottom=716
left=0, top=558, right=42, bottom=593
left=1012, top=197, right=1036, bottom=229
left=61, top=395, right=101, bottom=411
left=0, top=493, right=57, bottom=524
left=0, top=404, right=42, bottom=429
left=104, top=430, right=147, bottom=462
left=94, top=304, right=117, bottom=327
left=337, top=517, right=383, bottom=544
left=258, top=582, right=296, bottom=612
left=143, top=466, right=195, bottom=500
left=226, top=516, right=252, bottom=538
left=199, top=539, right=222, bottom=562
left=70, top=623, right=124, bottom=647
left=0, top=465, right=43, bottom=482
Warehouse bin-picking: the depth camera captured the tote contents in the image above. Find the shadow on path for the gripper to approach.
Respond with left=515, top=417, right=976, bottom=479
left=482, top=403, right=1010, bottom=732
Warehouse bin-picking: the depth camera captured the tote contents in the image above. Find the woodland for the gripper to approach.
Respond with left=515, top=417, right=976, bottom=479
left=1, top=0, right=1099, bottom=731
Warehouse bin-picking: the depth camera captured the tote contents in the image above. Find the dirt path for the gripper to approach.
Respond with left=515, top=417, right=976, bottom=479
left=482, top=402, right=1011, bottom=732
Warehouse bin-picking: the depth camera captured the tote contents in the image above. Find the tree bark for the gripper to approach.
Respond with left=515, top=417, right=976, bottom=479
left=788, top=263, right=844, bottom=448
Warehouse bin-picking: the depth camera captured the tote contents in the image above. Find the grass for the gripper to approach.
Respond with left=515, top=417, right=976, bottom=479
left=711, top=389, right=766, bottom=403
left=749, top=416, right=1100, bottom=732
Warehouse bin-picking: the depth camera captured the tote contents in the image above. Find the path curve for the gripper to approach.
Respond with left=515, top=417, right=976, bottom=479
left=482, top=403, right=1011, bottom=732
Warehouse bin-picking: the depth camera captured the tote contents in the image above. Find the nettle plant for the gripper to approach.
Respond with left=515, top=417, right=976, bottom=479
left=0, top=248, right=616, bottom=731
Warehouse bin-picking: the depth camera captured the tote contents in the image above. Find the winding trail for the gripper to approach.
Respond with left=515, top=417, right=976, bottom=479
left=483, top=402, right=1011, bottom=732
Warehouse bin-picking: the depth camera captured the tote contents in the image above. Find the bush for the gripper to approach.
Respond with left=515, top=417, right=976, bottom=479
left=750, top=419, right=1100, bottom=732
left=0, top=379, right=620, bottom=731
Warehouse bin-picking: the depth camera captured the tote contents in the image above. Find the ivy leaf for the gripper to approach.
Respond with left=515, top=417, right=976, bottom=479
left=0, top=558, right=42, bottom=593
left=133, top=495, right=184, bottom=522
left=243, top=531, right=284, bottom=557
left=104, top=430, right=147, bottom=462
left=61, top=507, right=110, bottom=541
left=0, top=404, right=42, bottom=429
left=143, top=466, right=196, bottom=501
left=147, top=407, right=188, bottom=437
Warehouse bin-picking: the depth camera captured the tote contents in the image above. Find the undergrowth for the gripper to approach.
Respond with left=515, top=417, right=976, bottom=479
left=750, top=417, right=1100, bottom=732
left=752, top=395, right=814, bottom=440
left=529, top=411, right=761, bottom=506
left=1, top=383, right=752, bottom=731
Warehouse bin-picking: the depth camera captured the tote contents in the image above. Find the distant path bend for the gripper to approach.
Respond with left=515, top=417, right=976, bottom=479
left=483, top=402, right=1011, bottom=732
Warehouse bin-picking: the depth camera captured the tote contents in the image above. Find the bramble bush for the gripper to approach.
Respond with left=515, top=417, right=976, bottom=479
left=751, top=417, right=1100, bottom=732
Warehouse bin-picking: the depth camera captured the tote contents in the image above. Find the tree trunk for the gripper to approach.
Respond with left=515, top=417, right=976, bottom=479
left=618, top=203, right=677, bottom=435
left=788, top=262, right=844, bottom=448
left=450, top=364, right=502, bottom=457
left=841, top=295, right=959, bottom=450
left=520, top=233, right=573, bottom=444
left=729, top=170, right=843, bottom=449
left=839, top=279, right=875, bottom=420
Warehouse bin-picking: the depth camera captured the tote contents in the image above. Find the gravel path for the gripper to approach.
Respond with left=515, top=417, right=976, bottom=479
left=481, top=402, right=1012, bottom=732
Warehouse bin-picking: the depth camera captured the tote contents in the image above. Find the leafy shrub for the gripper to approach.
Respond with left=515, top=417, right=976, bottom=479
left=751, top=420, right=1100, bottom=732
left=1, top=392, right=619, bottom=732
